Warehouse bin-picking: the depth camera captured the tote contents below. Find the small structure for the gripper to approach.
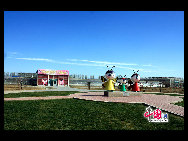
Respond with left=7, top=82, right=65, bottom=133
left=36, top=69, right=69, bottom=86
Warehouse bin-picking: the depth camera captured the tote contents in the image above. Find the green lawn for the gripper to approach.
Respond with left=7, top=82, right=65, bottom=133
left=142, top=92, right=184, bottom=97
left=4, top=91, right=81, bottom=98
left=174, top=97, right=184, bottom=107
left=4, top=98, right=184, bottom=130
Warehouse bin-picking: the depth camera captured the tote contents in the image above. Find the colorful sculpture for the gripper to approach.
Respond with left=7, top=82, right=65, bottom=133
left=101, top=66, right=117, bottom=92
left=118, top=75, right=127, bottom=92
left=131, top=70, right=140, bottom=92
left=118, top=75, right=130, bottom=96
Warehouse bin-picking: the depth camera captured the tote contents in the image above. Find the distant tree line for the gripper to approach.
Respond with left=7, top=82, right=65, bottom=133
left=4, top=72, right=37, bottom=78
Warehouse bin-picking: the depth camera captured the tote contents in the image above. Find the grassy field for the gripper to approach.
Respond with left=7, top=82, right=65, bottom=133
left=4, top=91, right=184, bottom=130
left=174, top=97, right=184, bottom=107
left=142, top=92, right=183, bottom=96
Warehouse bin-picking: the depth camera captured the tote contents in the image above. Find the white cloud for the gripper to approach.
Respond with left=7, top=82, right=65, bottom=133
left=15, top=58, right=106, bottom=67
left=142, top=64, right=152, bottom=67
left=66, top=59, right=138, bottom=66
left=15, top=57, right=158, bottom=73
left=142, top=64, right=158, bottom=68
left=66, top=58, right=150, bottom=71
left=16, top=58, right=54, bottom=62
left=114, top=65, right=144, bottom=71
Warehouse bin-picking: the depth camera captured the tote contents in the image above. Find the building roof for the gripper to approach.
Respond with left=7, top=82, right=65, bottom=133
left=36, top=69, right=69, bottom=75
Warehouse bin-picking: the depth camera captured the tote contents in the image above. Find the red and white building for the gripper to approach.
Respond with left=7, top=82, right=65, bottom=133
left=36, top=69, right=69, bottom=86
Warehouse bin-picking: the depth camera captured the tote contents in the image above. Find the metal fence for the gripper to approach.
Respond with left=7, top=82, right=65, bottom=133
left=4, top=77, right=37, bottom=86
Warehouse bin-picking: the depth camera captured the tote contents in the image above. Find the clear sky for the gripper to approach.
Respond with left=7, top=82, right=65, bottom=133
left=4, top=11, right=184, bottom=78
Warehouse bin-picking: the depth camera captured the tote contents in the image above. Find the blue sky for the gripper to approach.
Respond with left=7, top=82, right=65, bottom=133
left=4, top=11, right=184, bottom=78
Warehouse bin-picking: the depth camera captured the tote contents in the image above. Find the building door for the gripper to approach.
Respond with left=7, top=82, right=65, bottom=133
left=54, top=79, right=57, bottom=86
left=49, top=79, right=53, bottom=86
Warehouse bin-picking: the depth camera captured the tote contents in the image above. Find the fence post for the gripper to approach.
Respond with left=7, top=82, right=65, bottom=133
left=87, top=82, right=91, bottom=90
left=20, top=80, right=23, bottom=90
left=159, top=82, right=162, bottom=92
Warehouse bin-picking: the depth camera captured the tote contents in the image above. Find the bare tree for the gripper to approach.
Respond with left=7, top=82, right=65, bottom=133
left=82, top=75, right=84, bottom=79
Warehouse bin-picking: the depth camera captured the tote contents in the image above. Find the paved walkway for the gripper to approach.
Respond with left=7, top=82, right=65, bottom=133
left=70, top=92, right=184, bottom=117
left=4, top=91, right=184, bottom=117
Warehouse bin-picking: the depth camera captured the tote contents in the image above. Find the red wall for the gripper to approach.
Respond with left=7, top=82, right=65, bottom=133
left=38, top=74, right=48, bottom=78
left=63, top=75, right=68, bottom=85
left=37, top=74, right=48, bottom=85
left=37, top=74, right=68, bottom=86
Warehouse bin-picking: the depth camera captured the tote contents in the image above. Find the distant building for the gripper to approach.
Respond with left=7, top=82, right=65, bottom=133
left=140, top=77, right=184, bottom=88
left=36, top=69, right=69, bottom=86
left=17, top=73, right=37, bottom=78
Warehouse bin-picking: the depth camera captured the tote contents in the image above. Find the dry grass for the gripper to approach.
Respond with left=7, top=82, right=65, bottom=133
left=69, top=85, right=184, bottom=94
left=4, top=84, right=184, bottom=94
left=4, top=84, right=46, bottom=91
left=69, top=85, right=120, bottom=91
left=140, top=87, right=184, bottom=94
